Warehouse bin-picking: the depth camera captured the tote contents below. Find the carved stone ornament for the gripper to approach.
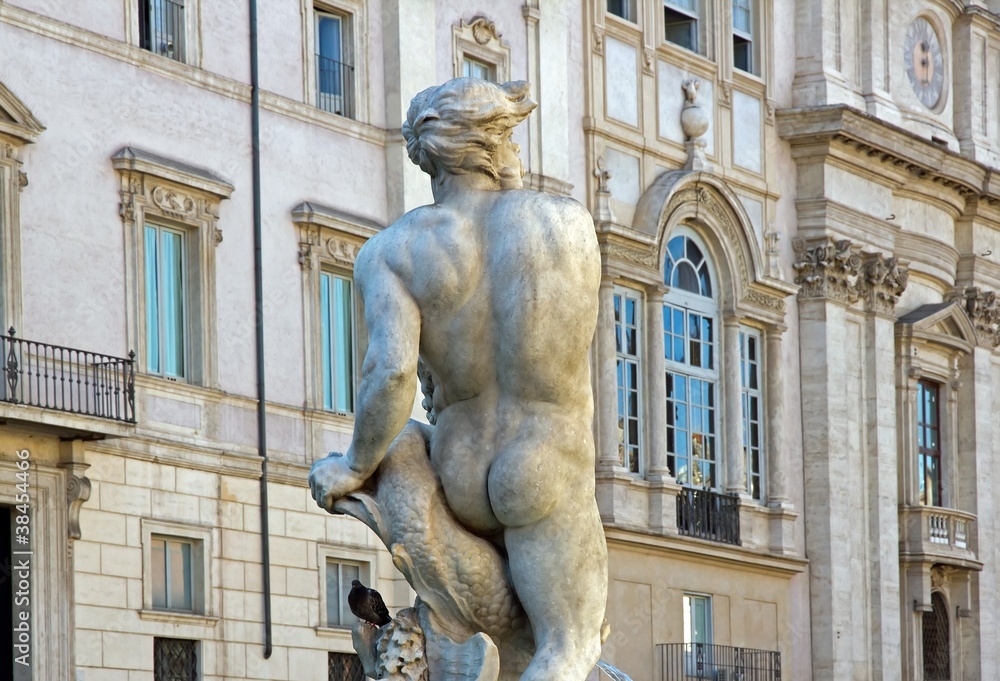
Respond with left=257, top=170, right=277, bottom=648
left=601, top=241, right=658, bottom=269
left=66, top=474, right=92, bottom=541
left=592, top=157, right=615, bottom=225
left=463, top=16, right=500, bottom=46
left=745, top=289, right=786, bottom=313
left=17, top=170, right=28, bottom=191
left=948, top=286, right=1000, bottom=347
left=680, top=79, right=710, bottom=171
left=642, top=48, right=654, bottom=75
left=792, top=238, right=864, bottom=303
left=151, top=185, right=196, bottom=218
left=663, top=186, right=749, bottom=286
left=593, top=26, right=605, bottom=54
left=326, top=237, right=359, bottom=266
left=861, top=253, right=909, bottom=315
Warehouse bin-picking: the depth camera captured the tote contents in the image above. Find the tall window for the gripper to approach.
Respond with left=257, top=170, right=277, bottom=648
left=664, top=0, right=701, bottom=53
left=139, top=0, right=186, bottom=62
left=145, top=224, right=187, bottom=379
left=615, top=288, right=643, bottom=474
left=608, top=0, right=637, bottom=22
left=664, top=235, right=718, bottom=489
left=917, top=380, right=942, bottom=507
left=326, top=560, right=362, bottom=627
left=740, top=328, right=763, bottom=500
left=321, top=272, right=356, bottom=413
left=315, top=9, right=354, bottom=118
left=732, top=0, right=755, bottom=73
left=683, top=594, right=713, bottom=645
left=922, top=593, right=950, bottom=680
left=151, top=536, right=194, bottom=611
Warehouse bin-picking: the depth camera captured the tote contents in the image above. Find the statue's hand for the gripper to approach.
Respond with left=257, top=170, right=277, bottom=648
left=309, top=451, right=367, bottom=513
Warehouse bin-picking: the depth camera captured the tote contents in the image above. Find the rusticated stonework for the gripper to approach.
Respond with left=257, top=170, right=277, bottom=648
left=948, top=286, right=1000, bottom=347
left=861, top=253, right=909, bottom=316
left=792, top=238, right=864, bottom=303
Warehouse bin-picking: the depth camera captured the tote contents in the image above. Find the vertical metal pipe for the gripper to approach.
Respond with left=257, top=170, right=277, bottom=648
left=249, top=0, right=273, bottom=659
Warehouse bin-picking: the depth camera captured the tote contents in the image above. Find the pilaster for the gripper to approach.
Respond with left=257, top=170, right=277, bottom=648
left=644, top=283, right=669, bottom=480
left=596, top=279, right=622, bottom=472
left=723, top=317, right=745, bottom=496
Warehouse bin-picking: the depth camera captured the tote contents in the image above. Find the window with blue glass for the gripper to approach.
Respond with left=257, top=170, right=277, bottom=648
left=664, top=234, right=717, bottom=489
left=321, top=272, right=356, bottom=413
left=615, top=288, right=643, bottom=474
left=740, top=327, right=764, bottom=500
left=145, top=224, right=187, bottom=379
left=732, top=0, right=756, bottom=74
left=917, top=380, right=942, bottom=507
left=315, top=8, right=354, bottom=118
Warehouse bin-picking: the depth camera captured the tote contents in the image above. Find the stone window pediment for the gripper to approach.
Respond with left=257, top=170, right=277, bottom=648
left=452, top=16, right=511, bottom=82
left=896, top=301, right=976, bottom=357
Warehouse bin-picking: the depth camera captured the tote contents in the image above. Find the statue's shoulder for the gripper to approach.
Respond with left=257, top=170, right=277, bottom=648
left=497, top=189, right=591, bottom=223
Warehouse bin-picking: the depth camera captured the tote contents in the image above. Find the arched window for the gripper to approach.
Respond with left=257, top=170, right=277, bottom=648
left=663, top=233, right=718, bottom=489
left=922, top=592, right=950, bottom=680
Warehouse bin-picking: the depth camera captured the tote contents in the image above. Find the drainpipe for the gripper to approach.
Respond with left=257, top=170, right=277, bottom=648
left=249, top=0, right=273, bottom=659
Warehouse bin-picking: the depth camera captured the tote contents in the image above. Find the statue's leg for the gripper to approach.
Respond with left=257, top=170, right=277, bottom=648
left=501, top=494, right=608, bottom=681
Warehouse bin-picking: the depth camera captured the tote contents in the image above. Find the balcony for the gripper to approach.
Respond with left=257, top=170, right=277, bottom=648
left=315, top=54, right=355, bottom=119
left=0, top=328, right=135, bottom=434
left=899, top=504, right=979, bottom=568
left=658, top=643, right=781, bottom=680
left=677, top=487, right=741, bottom=546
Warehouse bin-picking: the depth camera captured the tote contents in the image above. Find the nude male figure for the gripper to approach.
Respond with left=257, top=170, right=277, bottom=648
left=309, top=78, right=608, bottom=681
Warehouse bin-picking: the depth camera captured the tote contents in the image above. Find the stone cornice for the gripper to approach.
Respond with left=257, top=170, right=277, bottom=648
left=777, top=105, right=1000, bottom=209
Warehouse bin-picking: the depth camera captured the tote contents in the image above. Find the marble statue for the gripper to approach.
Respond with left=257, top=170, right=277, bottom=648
left=308, top=77, right=609, bottom=681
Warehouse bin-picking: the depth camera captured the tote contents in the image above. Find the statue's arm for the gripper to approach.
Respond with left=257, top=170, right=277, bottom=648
left=347, top=254, right=421, bottom=477
left=309, top=240, right=420, bottom=511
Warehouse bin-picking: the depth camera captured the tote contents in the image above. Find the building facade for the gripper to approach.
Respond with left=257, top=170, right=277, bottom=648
left=0, top=1, right=998, bottom=681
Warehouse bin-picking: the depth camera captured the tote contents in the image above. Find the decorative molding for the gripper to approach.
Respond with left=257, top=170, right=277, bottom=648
left=665, top=186, right=751, bottom=292
left=65, top=474, right=91, bottom=541
left=326, top=237, right=361, bottom=267
left=792, top=237, right=864, bottom=303
left=642, top=47, right=654, bottom=76
left=764, top=99, right=776, bottom=126
left=861, top=253, right=909, bottom=315
left=601, top=241, right=658, bottom=269
left=719, top=81, right=733, bottom=108
left=0, top=79, right=45, bottom=144
left=593, top=26, right=605, bottom=55
left=745, top=289, right=786, bottom=313
left=151, top=185, right=197, bottom=218
left=17, top=170, right=28, bottom=191
left=947, top=286, right=1000, bottom=347
left=453, top=16, right=511, bottom=82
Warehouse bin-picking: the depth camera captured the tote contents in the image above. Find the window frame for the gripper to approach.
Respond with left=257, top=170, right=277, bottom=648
left=114, top=147, right=231, bottom=390
left=462, top=55, right=496, bottom=81
left=452, top=17, right=511, bottom=83
left=731, top=0, right=757, bottom=75
left=324, top=558, right=367, bottom=628
left=662, top=0, right=706, bottom=57
left=128, top=0, right=200, bottom=66
left=664, top=233, right=720, bottom=490
left=293, top=202, right=380, bottom=415
left=302, top=0, right=367, bottom=122
left=320, top=270, right=359, bottom=414
left=682, top=592, right=714, bottom=645
left=917, top=379, right=943, bottom=508
left=607, top=0, right=638, bottom=23
left=144, top=221, right=191, bottom=380
left=141, top=519, right=213, bottom=619
left=614, top=286, right=644, bottom=475
left=316, top=543, right=377, bottom=639
left=151, top=535, right=195, bottom=612
left=739, top=325, right=764, bottom=501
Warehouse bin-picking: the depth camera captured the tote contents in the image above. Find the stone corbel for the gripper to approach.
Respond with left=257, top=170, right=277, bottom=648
left=792, top=237, right=864, bottom=304
left=947, top=286, right=1000, bottom=347
left=298, top=225, right=320, bottom=270
left=642, top=47, right=654, bottom=76
left=65, top=474, right=92, bottom=541
left=593, top=26, right=605, bottom=55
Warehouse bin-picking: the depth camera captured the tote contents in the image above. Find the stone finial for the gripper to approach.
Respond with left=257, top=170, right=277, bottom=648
left=592, top=157, right=616, bottom=225
left=861, top=253, right=909, bottom=315
left=948, top=286, right=1000, bottom=347
left=680, top=79, right=710, bottom=171
left=792, top=237, right=864, bottom=303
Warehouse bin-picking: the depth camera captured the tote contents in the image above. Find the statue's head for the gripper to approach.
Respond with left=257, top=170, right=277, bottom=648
left=402, top=78, right=537, bottom=187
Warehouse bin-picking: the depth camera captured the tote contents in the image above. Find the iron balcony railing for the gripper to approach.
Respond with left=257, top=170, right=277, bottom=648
left=316, top=53, right=355, bottom=118
left=1, top=328, right=136, bottom=424
left=677, top=487, right=741, bottom=546
left=139, top=0, right=186, bottom=62
left=658, top=643, right=781, bottom=681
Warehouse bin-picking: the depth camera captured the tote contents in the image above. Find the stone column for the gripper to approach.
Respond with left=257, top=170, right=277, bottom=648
left=645, top=284, right=669, bottom=479
left=723, top=317, right=745, bottom=495
left=595, top=279, right=621, bottom=472
left=764, top=329, right=789, bottom=506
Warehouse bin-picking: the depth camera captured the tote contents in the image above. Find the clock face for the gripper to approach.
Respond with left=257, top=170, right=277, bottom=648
left=904, top=17, right=945, bottom=110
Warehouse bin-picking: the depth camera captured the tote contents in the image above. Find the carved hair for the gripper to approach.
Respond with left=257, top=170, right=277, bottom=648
left=402, top=78, right=537, bottom=183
